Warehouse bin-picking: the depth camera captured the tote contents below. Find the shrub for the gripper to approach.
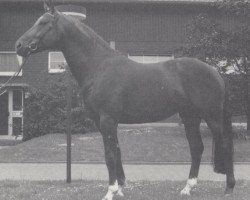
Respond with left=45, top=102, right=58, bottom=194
left=23, top=71, right=96, bottom=141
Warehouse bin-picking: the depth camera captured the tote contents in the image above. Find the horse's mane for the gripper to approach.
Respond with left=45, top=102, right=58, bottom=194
left=64, top=13, right=116, bottom=53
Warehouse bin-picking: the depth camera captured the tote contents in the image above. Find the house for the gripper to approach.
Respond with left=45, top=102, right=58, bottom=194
left=0, top=0, right=234, bottom=139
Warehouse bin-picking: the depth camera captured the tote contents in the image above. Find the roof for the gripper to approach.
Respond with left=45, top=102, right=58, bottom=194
left=0, top=0, right=220, bottom=4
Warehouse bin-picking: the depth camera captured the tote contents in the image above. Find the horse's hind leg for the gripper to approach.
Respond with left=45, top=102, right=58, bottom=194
left=205, top=113, right=235, bottom=194
left=179, top=112, right=203, bottom=195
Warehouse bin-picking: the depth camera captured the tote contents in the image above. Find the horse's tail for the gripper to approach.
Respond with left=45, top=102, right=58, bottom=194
left=213, top=87, right=234, bottom=174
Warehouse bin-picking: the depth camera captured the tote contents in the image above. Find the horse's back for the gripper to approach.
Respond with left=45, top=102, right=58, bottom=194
left=90, top=56, right=225, bottom=123
left=122, top=57, right=225, bottom=116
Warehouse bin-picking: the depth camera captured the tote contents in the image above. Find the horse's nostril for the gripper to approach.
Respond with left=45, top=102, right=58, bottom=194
left=16, top=42, right=22, bottom=50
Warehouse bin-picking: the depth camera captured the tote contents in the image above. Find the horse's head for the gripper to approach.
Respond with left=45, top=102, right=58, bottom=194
left=16, top=0, right=62, bottom=57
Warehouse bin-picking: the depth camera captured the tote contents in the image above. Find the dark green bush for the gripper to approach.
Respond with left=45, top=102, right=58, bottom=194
left=23, top=72, right=96, bottom=141
left=222, top=74, right=247, bottom=117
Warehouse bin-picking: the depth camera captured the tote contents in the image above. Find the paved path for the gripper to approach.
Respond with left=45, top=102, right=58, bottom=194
left=119, top=122, right=247, bottom=127
left=0, top=163, right=249, bottom=181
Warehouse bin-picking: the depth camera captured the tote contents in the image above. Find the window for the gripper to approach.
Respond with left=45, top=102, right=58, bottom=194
left=63, top=12, right=86, bottom=20
left=56, top=4, right=87, bottom=21
left=110, top=41, right=115, bottom=50
left=0, top=52, right=23, bottom=76
left=48, top=52, right=66, bottom=73
left=128, top=55, right=174, bottom=64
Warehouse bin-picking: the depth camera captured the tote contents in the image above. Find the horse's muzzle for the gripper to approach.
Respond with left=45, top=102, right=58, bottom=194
left=15, top=41, right=24, bottom=55
left=15, top=40, right=28, bottom=57
left=15, top=40, right=37, bottom=57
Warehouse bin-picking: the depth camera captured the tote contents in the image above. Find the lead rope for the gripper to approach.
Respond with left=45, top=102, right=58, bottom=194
left=0, top=55, right=29, bottom=96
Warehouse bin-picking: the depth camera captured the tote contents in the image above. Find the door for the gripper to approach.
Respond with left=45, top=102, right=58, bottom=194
left=12, top=90, right=23, bottom=137
left=0, top=92, right=8, bottom=135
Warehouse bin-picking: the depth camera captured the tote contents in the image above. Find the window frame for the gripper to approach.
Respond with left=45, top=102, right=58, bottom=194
left=63, top=12, right=86, bottom=19
left=0, top=52, right=23, bottom=76
left=128, top=54, right=174, bottom=64
left=48, top=51, right=66, bottom=73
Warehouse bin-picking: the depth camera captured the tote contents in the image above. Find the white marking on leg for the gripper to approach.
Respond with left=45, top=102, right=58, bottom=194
left=180, top=178, right=197, bottom=195
left=102, top=180, right=119, bottom=200
left=117, top=185, right=124, bottom=197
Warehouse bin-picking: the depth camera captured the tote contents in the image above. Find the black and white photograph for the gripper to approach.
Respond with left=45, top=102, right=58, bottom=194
left=0, top=0, right=249, bottom=199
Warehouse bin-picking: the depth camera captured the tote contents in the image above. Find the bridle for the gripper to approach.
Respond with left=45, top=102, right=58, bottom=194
left=0, top=12, right=61, bottom=97
left=31, top=12, right=60, bottom=52
left=0, top=55, right=30, bottom=96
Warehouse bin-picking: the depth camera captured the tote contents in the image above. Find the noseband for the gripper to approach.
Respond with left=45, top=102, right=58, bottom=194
left=29, top=43, right=38, bottom=51
left=1, top=12, right=60, bottom=96
left=24, top=12, right=59, bottom=56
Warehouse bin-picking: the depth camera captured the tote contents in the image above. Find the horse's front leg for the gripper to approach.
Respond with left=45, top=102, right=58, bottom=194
left=115, top=136, right=125, bottom=197
left=100, top=113, right=120, bottom=200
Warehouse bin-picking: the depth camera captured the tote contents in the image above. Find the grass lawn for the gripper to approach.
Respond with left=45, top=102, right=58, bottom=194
left=0, top=125, right=249, bottom=163
left=0, top=180, right=249, bottom=200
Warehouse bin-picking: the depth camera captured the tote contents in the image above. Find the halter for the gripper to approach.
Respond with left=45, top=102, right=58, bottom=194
left=0, top=55, right=29, bottom=96
left=0, top=12, right=59, bottom=97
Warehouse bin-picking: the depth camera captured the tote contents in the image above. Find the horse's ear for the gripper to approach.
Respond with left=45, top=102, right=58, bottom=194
left=44, top=0, right=55, bottom=14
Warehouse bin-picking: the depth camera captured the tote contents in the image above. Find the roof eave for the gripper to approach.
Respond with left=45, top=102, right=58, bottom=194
left=0, top=0, right=220, bottom=5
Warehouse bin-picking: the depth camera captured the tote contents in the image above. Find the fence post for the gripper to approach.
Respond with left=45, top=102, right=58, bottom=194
left=66, top=84, right=72, bottom=183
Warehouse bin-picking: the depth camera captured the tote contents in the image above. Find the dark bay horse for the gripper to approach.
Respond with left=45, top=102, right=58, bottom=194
left=16, top=1, right=235, bottom=199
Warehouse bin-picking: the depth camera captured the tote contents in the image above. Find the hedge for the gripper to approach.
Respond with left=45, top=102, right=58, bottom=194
left=22, top=72, right=96, bottom=141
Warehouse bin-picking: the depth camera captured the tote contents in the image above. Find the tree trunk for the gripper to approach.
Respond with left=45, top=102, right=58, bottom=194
left=247, top=68, right=250, bottom=136
left=247, top=99, right=250, bottom=131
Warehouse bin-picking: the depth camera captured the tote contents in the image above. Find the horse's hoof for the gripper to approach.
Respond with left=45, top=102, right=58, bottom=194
left=117, top=187, right=124, bottom=197
left=102, top=196, right=112, bottom=200
left=102, top=191, right=114, bottom=200
left=225, top=188, right=234, bottom=195
left=180, top=188, right=190, bottom=196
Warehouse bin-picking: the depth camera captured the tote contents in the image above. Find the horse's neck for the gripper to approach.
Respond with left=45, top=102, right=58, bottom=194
left=60, top=20, right=116, bottom=87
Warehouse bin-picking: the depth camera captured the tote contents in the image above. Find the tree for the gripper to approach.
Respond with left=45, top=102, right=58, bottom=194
left=179, top=0, right=250, bottom=136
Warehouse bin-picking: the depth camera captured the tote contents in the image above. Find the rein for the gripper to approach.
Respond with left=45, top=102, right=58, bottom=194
left=1, top=13, right=58, bottom=97
left=0, top=55, right=29, bottom=96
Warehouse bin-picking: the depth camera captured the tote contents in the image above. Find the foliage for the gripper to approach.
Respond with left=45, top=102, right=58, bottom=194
left=178, top=0, right=250, bottom=132
left=222, top=74, right=246, bottom=116
left=23, top=70, right=96, bottom=141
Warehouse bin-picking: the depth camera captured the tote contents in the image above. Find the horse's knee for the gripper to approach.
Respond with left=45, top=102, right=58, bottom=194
left=227, top=177, right=235, bottom=188
left=188, top=138, right=204, bottom=158
left=100, top=116, right=115, bottom=132
left=222, top=137, right=232, bottom=149
left=105, top=151, right=115, bottom=161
